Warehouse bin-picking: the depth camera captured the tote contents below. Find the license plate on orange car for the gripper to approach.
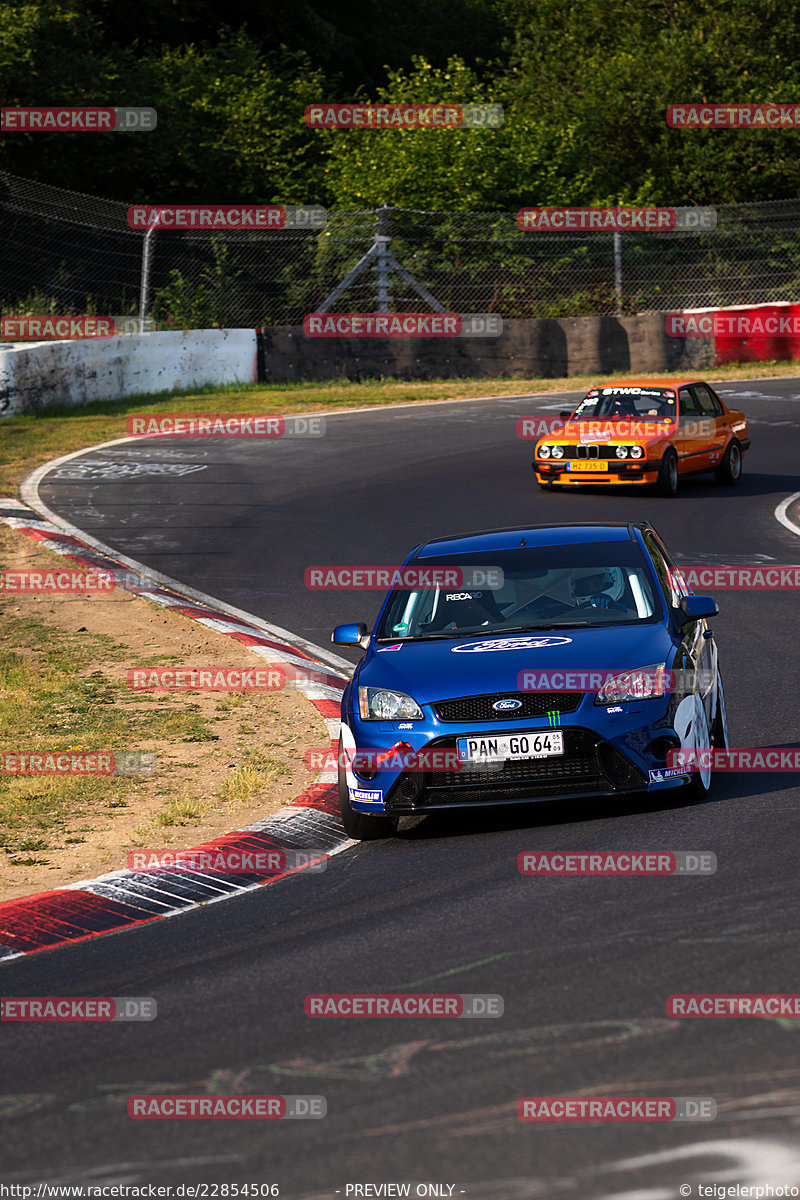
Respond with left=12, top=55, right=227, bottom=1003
left=569, top=460, right=609, bottom=471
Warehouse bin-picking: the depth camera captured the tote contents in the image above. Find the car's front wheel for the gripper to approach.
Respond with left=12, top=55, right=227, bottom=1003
left=338, top=739, right=396, bottom=840
left=687, top=693, right=713, bottom=801
left=715, top=439, right=742, bottom=486
left=656, top=449, right=679, bottom=497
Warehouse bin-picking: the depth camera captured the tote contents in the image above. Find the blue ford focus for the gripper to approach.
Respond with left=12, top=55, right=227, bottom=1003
left=331, top=522, right=728, bottom=840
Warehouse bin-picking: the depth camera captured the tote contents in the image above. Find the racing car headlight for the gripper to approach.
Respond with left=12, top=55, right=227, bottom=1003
left=358, top=687, right=424, bottom=721
left=594, top=663, right=670, bottom=704
left=538, top=444, right=551, bottom=459
left=550, top=445, right=564, bottom=459
left=630, top=445, right=644, bottom=459
left=615, top=445, right=629, bottom=459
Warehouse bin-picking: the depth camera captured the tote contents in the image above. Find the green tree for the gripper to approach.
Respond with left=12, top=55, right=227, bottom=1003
left=499, top=0, right=800, bottom=204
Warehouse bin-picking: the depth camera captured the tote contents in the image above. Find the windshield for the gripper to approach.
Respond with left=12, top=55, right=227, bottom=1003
left=570, top=386, right=677, bottom=422
left=375, top=542, right=661, bottom=641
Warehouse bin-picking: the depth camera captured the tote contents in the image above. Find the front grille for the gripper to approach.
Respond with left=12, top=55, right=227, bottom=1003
left=420, top=779, right=610, bottom=806
left=384, top=728, right=647, bottom=812
left=433, top=692, right=583, bottom=722
left=426, top=729, right=600, bottom=788
left=545, top=446, right=648, bottom=461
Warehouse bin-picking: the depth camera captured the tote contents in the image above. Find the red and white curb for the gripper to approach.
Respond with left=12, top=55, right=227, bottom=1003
left=0, top=497, right=352, bottom=961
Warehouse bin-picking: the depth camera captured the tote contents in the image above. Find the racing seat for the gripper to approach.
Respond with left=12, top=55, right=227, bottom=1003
left=422, top=590, right=503, bottom=632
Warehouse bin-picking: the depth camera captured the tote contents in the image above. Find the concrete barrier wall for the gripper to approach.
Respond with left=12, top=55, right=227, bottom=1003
left=258, top=314, right=715, bottom=384
left=0, top=329, right=258, bottom=418
left=4, top=305, right=795, bottom=419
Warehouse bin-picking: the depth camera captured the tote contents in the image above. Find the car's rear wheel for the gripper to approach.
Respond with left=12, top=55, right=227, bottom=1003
left=715, top=439, right=742, bottom=486
left=656, top=449, right=679, bottom=497
left=338, top=738, right=395, bottom=840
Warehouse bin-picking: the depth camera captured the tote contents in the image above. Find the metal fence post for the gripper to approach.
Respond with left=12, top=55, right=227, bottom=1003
left=138, top=217, right=159, bottom=333
left=374, top=203, right=392, bottom=312
left=614, top=231, right=622, bottom=315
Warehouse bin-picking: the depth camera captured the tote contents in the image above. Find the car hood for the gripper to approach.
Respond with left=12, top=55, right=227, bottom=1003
left=357, top=624, right=676, bottom=704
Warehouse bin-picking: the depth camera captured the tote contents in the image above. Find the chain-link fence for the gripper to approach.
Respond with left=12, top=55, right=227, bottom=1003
left=1, top=170, right=799, bottom=328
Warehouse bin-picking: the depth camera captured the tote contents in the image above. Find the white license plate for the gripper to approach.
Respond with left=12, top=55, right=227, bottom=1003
left=456, top=731, right=564, bottom=762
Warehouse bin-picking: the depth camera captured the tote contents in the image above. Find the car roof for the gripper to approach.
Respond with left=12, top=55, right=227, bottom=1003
left=582, top=378, right=701, bottom=389
left=415, top=522, right=647, bottom=558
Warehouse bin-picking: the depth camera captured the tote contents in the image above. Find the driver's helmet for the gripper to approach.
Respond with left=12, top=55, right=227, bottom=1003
left=570, top=567, right=625, bottom=609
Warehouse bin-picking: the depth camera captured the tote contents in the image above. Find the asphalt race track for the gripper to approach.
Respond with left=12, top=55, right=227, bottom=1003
left=3, top=377, right=800, bottom=1197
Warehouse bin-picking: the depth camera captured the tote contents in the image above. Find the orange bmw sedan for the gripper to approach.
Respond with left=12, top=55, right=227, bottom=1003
left=533, top=379, right=750, bottom=496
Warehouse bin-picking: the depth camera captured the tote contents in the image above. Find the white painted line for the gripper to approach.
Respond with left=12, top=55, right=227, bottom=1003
left=20, top=445, right=353, bottom=675
left=775, top=491, right=800, bottom=538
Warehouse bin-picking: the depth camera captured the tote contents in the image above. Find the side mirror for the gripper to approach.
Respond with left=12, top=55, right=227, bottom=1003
left=679, top=595, right=718, bottom=622
left=332, top=621, right=371, bottom=649
left=560, top=410, right=573, bottom=421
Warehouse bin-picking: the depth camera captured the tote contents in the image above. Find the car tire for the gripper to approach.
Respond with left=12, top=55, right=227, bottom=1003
left=712, top=671, right=729, bottom=751
left=656, top=449, right=679, bottom=497
left=714, top=439, right=742, bottom=486
left=538, top=481, right=555, bottom=490
left=687, top=693, right=713, bottom=801
left=338, top=739, right=395, bottom=840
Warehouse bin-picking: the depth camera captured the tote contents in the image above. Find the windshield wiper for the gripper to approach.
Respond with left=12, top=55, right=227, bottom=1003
left=377, top=620, right=605, bottom=642
left=537, top=620, right=596, bottom=628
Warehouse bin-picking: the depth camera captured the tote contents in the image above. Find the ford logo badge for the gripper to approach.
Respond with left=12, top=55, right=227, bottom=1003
left=493, top=698, right=523, bottom=711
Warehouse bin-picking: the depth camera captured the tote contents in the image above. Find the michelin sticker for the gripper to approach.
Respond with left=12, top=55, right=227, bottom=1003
left=649, top=767, right=687, bottom=783
left=349, top=788, right=382, bottom=804
left=452, top=636, right=573, bottom=653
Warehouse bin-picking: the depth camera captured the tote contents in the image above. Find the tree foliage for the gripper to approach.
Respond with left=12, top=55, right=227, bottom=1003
left=1, top=0, right=799, bottom=207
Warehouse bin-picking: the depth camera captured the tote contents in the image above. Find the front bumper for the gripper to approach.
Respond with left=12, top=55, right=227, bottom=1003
left=343, top=704, right=689, bottom=814
left=535, top=461, right=659, bottom=486
left=383, top=727, right=648, bottom=812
